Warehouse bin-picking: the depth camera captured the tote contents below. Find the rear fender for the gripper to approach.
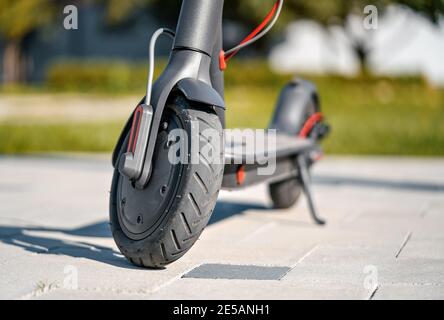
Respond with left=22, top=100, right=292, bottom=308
left=269, top=78, right=320, bottom=136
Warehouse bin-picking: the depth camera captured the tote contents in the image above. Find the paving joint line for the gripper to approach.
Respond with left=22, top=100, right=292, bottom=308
left=395, top=231, right=412, bottom=258
left=394, top=201, right=429, bottom=259
left=339, top=210, right=362, bottom=226
left=239, top=222, right=277, bottom=243
left=278, top=245, right=319, bottom=280
left=367, top=285, right=379, bottom=300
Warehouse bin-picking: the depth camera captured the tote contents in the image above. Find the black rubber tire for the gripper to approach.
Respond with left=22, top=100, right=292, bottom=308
left=268, top=90, right=320, bottom=210
left=269, top=177, right=302, bottom=209
left=110, top=96, right=224, bottom=268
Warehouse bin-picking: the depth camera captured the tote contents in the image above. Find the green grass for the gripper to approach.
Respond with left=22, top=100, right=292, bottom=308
left=225, top=78, right=444, bottom=156
left=1, top=60, right=443, bottom=156
left=0, top=122, right=123, bottom=154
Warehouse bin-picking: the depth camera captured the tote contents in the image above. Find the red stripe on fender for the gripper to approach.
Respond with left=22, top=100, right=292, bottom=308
left=299, top=112, right=323, bottom=138
left=127, top=105, right=144, bottom=153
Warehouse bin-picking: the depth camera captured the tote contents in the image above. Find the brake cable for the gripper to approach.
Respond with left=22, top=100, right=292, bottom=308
left=145, top=28, right=175, bottom=106
left=220, top=0, right=284, bottom=70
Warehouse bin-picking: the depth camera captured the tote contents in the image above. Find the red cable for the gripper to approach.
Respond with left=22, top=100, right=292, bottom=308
left=220, top=0, right=280, bottom=69
left=299, top=112, right=323, bottom=138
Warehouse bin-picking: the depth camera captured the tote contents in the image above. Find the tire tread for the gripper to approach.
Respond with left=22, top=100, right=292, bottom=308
left=110, top=96, right=223, bottom=268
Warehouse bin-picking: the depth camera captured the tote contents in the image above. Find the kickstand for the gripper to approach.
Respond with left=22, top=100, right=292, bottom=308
left=297, top=155, right=326, bottom=225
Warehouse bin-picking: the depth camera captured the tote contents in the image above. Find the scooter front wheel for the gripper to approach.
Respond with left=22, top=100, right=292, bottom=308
left=110, top=96, right=224, bottom=268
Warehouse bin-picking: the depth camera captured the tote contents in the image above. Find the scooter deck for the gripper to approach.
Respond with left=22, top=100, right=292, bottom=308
left=222, top=131, right=326, bottom=224
left=222, top=131, right=319, bottom=189
left=224, top=131, right=317, bottom=165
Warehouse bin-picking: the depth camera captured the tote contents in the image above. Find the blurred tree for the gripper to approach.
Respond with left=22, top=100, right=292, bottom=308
left=0, top=0, right=57, bottom=83
left=398, top=0, right=444, bottom=22
left=2, top=0, right=441, bottom=83
left=103, top=0, right=152, bottom=24
left=104, top=0, right=443, bottom=74
left=236, top=0, right=444, bottom=74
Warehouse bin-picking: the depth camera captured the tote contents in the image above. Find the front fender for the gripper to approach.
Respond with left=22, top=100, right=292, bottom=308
left=111, top=79, right=225, bottom=168
left=175, top=78, right=225, bottom=109
left=112, top=49, right=225, bottom=169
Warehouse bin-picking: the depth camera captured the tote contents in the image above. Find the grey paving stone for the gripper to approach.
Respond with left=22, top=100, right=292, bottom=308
left=374, top=284, right=444, bottom=300
left=284, top=245, right=444, bottom=288
left=183, top=264, right=290, bottom=280
left=399, top=237, right=444, bottom=259
left=148, top=278, right=369, bottom=300
left=1, top=156, right=444, bottom=299
left=282, top=245, right=394, bottom=286
left=378, top=258, right=444, bottom=285
left=32, top=288, right=150, bottom=300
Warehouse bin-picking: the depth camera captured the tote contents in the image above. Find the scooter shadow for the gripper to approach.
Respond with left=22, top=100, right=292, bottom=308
left=0, top=201, right=265, bottom=269
left=0, top=223, right=136, bottom=269
left=210, top=201, right=268, bottom=225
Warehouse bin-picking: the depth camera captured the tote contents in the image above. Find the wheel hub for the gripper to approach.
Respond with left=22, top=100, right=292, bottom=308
left=116, top=112, right=183, bottom=240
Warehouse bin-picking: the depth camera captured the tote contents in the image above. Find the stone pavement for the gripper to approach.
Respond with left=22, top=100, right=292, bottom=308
left=0, top=156, right=443, bottom=300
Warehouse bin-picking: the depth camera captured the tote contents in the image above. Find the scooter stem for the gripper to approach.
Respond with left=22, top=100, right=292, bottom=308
left=174, top=0, right=225, bottom=56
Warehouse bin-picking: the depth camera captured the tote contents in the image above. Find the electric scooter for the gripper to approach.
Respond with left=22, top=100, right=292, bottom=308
left=110, top=0, right=329, bottom=268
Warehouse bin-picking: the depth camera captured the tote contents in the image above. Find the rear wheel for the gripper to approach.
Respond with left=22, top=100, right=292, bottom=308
left=269, top=177, right=302, bottom=209
left=110, top=96, right=224, bottom=268
left=268, top=94, right=319, bottom=210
